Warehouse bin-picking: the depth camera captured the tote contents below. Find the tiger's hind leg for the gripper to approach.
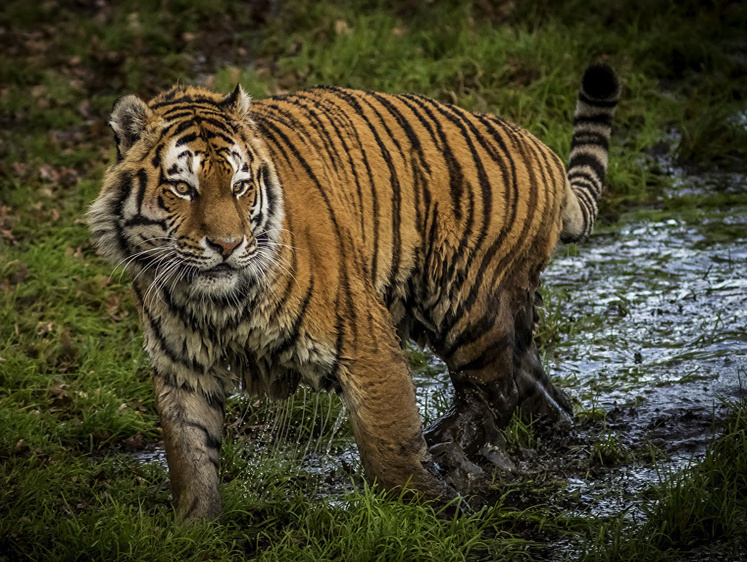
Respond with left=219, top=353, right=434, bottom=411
left=424, top=284, right=571, bottom=489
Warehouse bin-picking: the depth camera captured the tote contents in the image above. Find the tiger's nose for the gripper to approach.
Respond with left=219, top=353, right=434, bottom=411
left=205, top=237, right=241, bottom=258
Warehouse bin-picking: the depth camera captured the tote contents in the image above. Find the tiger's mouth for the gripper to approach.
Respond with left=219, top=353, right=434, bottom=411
left=184, top=261, right=244, bottom=298
left=199, top=263, right=238, bottom=279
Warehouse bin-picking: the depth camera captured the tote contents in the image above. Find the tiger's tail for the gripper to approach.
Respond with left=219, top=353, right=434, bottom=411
left=561, top=63, right=620, bottom=243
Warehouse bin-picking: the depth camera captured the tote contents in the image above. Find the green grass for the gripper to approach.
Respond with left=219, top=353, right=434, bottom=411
left=1, top=0, right=746, bottom=559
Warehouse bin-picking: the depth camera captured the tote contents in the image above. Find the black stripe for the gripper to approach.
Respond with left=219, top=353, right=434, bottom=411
left=273, top=275, right=315, bottom=356
left=123, top=215, right=167, bottom=229
left=136, top=287, right=207, bottom=374
left=402, top=94, right=465, bottom=221
left=567, top=153, right=607, bottom=191
left=412, top=99, right=495, bottom=295
left=196, top=115, right=238, bottom=134
left=482, top=136, right=544, bottom=294
left=347, top=91, right=405, bottom=294
left=254, top=103, right=346, bottom=257
left=452, top=332, right=512, bottom=372
left=202, top=129, right=235, bottom=144
left=368, top=92, right=433, bottom=243
left=255, top=120, right=297, bottom=171
left=304, top=92, right=381, bottom=282
left=175, top=133, right=197, bottom=147
left=474, top=138, right=551, bottom=348
left=570, top=132, right=610, bottom=150
left=153, top=98, right=225, bottom=112
left=110, top=172, right=135, bottom=257
left=184, top=421, right=222, bottom=448
left=436, top=113, right=519, bottom=338
left=295, top=92, right=370, bottom=242
left=443, top=131, right=541, bottom=357
left=134, top=168, right=148, bottom=214
left=258, top=164, right=279, bottom=225
left=276, top=97, right=344, bottom=175
left=318, top=88, right=403, bottom=292
left=185, top=496, right=200, bottom=518
left=162, top=110, right=197, bottom=122
left=572, top=114, right=613, bottom=127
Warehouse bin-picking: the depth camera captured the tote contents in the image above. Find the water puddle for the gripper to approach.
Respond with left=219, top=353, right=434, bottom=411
left=547, top=211, right=745, bottom=433
left=534, top=172, right=746, bottom=524
left=129, top=444, right=167, bottom=467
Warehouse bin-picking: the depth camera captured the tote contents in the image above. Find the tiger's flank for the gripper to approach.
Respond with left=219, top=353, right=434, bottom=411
left=89, top=64, right=619, bottom=521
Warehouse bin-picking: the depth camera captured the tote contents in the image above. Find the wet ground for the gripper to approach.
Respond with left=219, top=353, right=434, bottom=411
left=543, top=172, right=745, bottom=508
left=407, top=169, right=746, bottom=525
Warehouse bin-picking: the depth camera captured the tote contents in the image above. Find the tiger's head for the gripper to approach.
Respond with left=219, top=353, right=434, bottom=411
left=89, top=85, right=283, bottom=300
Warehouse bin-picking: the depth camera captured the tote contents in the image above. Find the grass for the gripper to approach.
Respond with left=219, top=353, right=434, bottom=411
left=1, top=0, right=746, bottom=559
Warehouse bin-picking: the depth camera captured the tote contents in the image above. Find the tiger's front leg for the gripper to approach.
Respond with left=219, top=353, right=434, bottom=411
left=153, top=372, right=225, bottom=521
left=336, top=302, right=452, bottom=500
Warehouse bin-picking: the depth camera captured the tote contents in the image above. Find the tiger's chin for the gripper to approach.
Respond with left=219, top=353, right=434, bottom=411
left=188, top=266, right=245, bottom=298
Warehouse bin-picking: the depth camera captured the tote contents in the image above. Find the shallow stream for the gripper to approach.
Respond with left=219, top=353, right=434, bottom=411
left=531, top=170, right=746, bottom=521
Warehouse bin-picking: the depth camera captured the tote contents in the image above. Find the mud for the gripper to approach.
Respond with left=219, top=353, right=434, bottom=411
left=547, top=200, right=745, bottom=445
left=404, top=170, right=746, bottom=522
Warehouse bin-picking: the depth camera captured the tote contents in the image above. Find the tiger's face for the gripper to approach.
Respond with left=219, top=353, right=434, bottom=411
left=89, top=85, right=284, bottom=299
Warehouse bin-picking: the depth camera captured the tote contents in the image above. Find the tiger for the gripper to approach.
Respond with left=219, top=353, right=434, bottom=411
left=88, top=63, right=619, bottom=520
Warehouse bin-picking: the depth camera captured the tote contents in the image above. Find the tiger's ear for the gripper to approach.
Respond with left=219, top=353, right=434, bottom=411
left=221, top=84, right=251, bottom=121
left=110, top=95, right=152, bottom=161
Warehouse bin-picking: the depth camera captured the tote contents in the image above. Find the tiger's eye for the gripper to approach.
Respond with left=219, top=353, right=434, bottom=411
left=233, top=180, right=252, bottom=197
left=173, top=182, right=192, bottom=196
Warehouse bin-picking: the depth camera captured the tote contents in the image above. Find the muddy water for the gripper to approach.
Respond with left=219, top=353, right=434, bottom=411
left=546, top=214, right=745, bottom=449
left=526, top=173, right=745, bottom=521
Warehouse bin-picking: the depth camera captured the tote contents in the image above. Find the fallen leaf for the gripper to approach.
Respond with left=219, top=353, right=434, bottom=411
left=36, top=321, right=54, bottom=335
left=39, top=164, right=56, bottom=181
left=1, top=228, right=16, bottom=244
left=11, top=162, right=31, bottom=179
left=31, top=85, right=47, bottom=98
left=49, top=381, right=72, bottom=407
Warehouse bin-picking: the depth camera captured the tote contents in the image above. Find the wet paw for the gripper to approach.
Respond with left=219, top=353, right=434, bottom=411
left=429, top=441, right=485, bottom=493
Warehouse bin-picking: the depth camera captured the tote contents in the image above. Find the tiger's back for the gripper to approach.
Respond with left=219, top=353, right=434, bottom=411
left=89, top=65, right=619, bottom=520
left=251, top=87, right=567, bottom=369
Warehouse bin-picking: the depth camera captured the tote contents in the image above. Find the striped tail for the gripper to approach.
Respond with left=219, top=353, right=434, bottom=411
left=561, top=63, right=620, bottom=243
